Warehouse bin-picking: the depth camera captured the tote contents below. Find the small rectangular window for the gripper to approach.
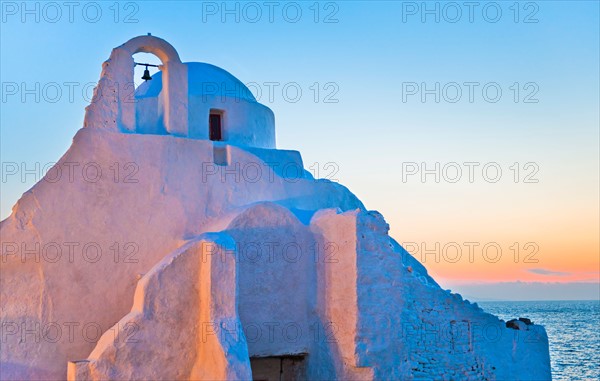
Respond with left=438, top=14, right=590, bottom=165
left=209, top=111, right=222, bottom=141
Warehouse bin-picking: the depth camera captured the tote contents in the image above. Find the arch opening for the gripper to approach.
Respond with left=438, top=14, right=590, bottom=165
left=133, top=52, right=167, bottom=135
left=133, top=52, right=162, bottom=89
left=112, top=35, right=188, bottom=135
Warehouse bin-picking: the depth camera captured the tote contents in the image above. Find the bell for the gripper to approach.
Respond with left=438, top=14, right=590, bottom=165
left=141, top=66, right=152, bottom=81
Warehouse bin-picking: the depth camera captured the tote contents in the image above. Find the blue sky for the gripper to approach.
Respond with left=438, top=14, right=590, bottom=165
left=1, top=1, right=599, bottom=299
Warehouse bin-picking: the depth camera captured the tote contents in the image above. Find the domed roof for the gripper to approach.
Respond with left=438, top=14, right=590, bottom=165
left=135, top=62, right=257, bottom=102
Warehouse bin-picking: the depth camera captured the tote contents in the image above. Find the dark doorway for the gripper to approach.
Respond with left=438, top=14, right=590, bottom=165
left=250, top=355, right=306, bottom=381
left=209, top=110, right=223, bottom=141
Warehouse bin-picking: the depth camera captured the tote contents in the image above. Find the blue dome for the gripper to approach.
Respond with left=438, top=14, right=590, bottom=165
left=135, top=62, right=256, bottom=102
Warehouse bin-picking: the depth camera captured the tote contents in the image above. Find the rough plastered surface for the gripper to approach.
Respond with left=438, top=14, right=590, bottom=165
left=0, top=128, right=361, bottom=380
left=1, top=35, right=551, bottom=380
left=0, top=129, right=551, bottom=379
left=68, top=234, right=251, bottom=381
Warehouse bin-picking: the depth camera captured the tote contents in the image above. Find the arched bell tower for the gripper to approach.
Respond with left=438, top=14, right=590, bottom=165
left=84, top=35, right=275, bottom=148
left=84, top=35, right=188, bottom=136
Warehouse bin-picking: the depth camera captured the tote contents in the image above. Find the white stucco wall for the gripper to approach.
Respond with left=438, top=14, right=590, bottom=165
left=67, top=235, right=251, bottom=381
left=228, top=203, right=316, bottom=357
left=0, top=128, right=362, bottom=380
left=0, top=127, right=551, bottom=380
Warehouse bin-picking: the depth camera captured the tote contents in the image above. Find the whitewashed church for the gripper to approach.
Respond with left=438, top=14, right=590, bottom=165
left=0, top=35, right=551, bottom=381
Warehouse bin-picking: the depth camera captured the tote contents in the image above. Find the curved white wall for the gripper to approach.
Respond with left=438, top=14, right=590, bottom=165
left=188, top=95, right=275, bottom=148
left=135, top=65, right=276, bottom=149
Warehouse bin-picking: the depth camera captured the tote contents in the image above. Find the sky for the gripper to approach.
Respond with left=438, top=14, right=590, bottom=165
left=1, top=1, right=598, bottom=300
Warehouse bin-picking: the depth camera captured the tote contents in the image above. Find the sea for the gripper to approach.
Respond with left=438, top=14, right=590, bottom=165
left=479, top=300, right=600, bottom=381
